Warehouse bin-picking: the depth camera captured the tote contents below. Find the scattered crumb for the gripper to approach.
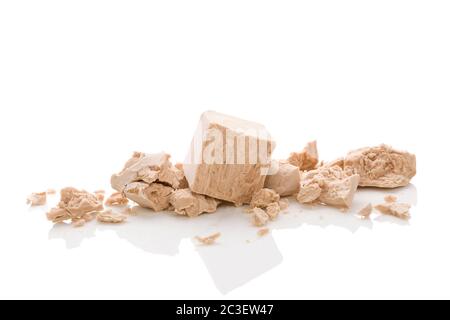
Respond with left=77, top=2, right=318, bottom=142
left=297, top=165, right=359, bottom=209
left=251, top=208, right=269, bottom=227
left=26, top=192, right=47, bottom=206
left=246, top=240, right=251, bottom=244
left=375, top=202, right=411, bottom=220
left=105, top=192, right=129, bottom=206
left=71, top=219, right=86, bottom=228
left=279, top=198, right=289, bottom=211
left=46, top=187, right=103, bottom=224
left=384, top=194, right=398, bottom=203
left=257, top=228, right=270, bottom=237
left=46, top=189, right=56, bottom=195
left=297, top=183, right=322, bottom=204
left=195, top=232, right=221, bottom=245
left=170, top=188, right=220, bottom=217
left=250, top=188, right=280, bottom=209
left=96, top=209, right=127, bottom=223
left=266, top=202, right=280, bottom=220
left=357, top=203, right=372, bottom=219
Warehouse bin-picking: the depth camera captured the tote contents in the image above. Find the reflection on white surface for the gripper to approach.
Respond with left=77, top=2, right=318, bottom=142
left=48, top=184, right=417, bottom=294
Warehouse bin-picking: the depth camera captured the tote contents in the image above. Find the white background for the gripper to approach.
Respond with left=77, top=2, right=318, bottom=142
left=1, top=1, right=449, bottom=299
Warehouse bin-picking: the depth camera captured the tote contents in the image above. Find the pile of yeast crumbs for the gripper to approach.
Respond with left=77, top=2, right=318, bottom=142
left=27, top=111, right=416, bottom=243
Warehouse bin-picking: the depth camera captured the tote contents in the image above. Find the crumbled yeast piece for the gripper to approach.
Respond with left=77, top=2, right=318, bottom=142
left=257, top=228, right=270, bottom=237
left=26, top=192, right=47, bottom=206
left=297, top=183, right=321, bottom=203
left=266, top=202, right=280, bottom=220
left=111, top=152, right=186, bottom=211
left=195, top=232, right=221, bottom=245
left=264, top=160, right=300, bottom=196
left=375, top=202, right=411, bottom=220
left=123, top=182, right=172, bottom=211
left=384, top=195, right=398, bottom=203
left=251, top=208, right=269, bottom=227
left=111, top=152, right=184, bottom=190
left=357, top=204, right=372, bottom=219
left=344, top=145, right=416, bottom=188
left=319, top=175, right=360, bottom=208
left=250, top=188, right=280, bottom=208
left=46, top=189, right=56, bottom=195
left=169, top=189, right=220, bottom=217
left=71, top=218, right=86, bottom=228
left=279, top=198, right=289, bottom=211
left=46, top=187, right=104, bottom=223
left=46, top=208, right=71, bottom=223
left=105, top=192, right=129, bottom=206
left=296, top=165, right=360, bottom=208
left=183, top=111, right=276, bottom=205
left=96, top=209, right=127, bottom=223
left=288, top=141, right=319, bottom=171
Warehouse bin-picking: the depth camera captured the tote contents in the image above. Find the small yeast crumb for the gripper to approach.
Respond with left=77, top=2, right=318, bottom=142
left=71, top=219, right=86, bottom=228
left=266, top=202, right=280, bottom=220
left=251, top=208, right=269, bottom=227
left=26, top=192, right=47, bottom=206
left=357, top=203, right=372, bottom=219
left=105, top=192, right=129, bottom=206
left=96, top=209, right=127, bottom=223
left=257, top=228, right=270, bottom=237
left=195, top=232, right=221, bottom=245
left=375, top=202, right=411, bottom=220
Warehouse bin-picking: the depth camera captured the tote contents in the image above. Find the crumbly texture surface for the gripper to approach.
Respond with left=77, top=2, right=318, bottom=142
left=96, top=209, right=128, bottom=223
left=375, top=202, right=411, bottom=220
left=195, top=232, right=221, bottom=245
left=169, top=188, right=220, bottom=217
left=344, top=144, right=416, bottom=188
left=251, top=207, right=270, bottom=227
left=358, top=203, right=372, bottom=219
left=183, top=111, right=276, bottom=205
left=27, top=192, right=47, bottom=206
left=265, top=202, right=280, bottom=220
left=111, top=152, right=186, bottom=211
left=71, top=218, right=86, bottom=228
left=257, top=228, right=270, bottom=237
left=297, top=182, right=322, bottom=203
left=288, top=141, right=319, bottom=171
left=105, top=192, right=129, bottom=206
left=250, top=188, right=280, bottom=208
left=46, top=187, right=104, bottom=223
left=264, top=160, right=300, bottom=197
left=297, top=165, right=360, bottom=208
left=123, top=182, right=173, bottom=211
